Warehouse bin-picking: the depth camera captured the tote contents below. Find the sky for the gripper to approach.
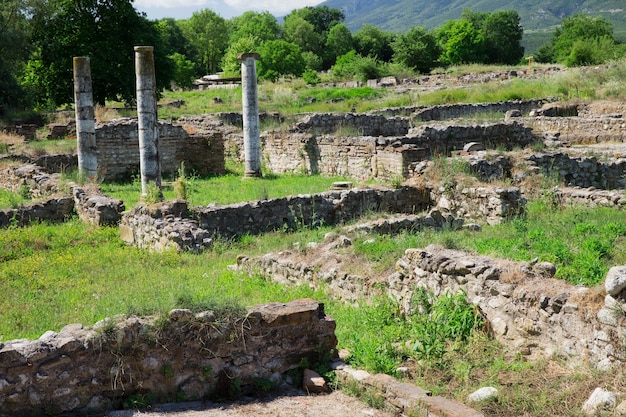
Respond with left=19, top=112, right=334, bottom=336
left=134, top=0, right=326, bottom=20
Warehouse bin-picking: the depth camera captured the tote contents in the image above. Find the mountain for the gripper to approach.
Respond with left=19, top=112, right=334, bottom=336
left=320, top=0, right=626, bottom=34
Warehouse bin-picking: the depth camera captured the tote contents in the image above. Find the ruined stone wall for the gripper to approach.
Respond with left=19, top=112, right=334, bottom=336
left=524, top=116, right=626, bottom=144
left=95, top=119, right=225, bottom=181
left=119, top=187, right=431, bottom=251
left=406, top=121, right=536, bottom=152
left=529, top=152, right=626, bottom=189
left=263, top=122, right=534, bottom=179
left=410, top=99, right=547, bottom=121
left=292, top=113, right=411, bottom=136
left=0, top=299, right=336, bottom=417
left=432, top=186, right=526, bottom=225
left=389, top=245, right=626, bottom=369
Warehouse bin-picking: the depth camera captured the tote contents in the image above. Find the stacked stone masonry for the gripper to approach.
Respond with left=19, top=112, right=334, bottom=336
left=0, top=299, right=336, bottom=417
left=95, top=118, right=225, bottom=181
left=119, top=187, right=431, bottom=251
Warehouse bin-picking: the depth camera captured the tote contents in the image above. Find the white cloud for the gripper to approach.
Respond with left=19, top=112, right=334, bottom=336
left=134, top=0, right=323, bottom=16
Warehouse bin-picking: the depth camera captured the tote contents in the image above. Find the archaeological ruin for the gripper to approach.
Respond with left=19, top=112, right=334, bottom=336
left=2, top=65, right=626, bottom=416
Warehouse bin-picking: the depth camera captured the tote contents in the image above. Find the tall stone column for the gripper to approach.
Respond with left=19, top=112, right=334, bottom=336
left=238, top=52, right=262, bottom=178
left=73, top=57, right=97, bottom=180
left=134, top=46, right=162, bottom=200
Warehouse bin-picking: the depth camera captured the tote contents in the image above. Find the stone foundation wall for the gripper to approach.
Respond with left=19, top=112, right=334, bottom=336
left=263, top=122, right=535, bottom=179
left=119, top=187, right=431, bottom=251
left=0, top=299, right=336, bottom=417
left=529, top=152, right=626, bottom=189
left=291, top=113, right=411, bottom=136
left=95, top=119, right=225, bottom=181
left=389, top=245, right=626, bottom=369
left=524, top=116, right=626, bottom=144
left=410, top=99, right=547, bottom=121
left=432, top=186, right=527, bottom=225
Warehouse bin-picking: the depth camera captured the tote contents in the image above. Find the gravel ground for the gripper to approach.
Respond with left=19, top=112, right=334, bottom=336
left=106, top=387, right=398, bottom=417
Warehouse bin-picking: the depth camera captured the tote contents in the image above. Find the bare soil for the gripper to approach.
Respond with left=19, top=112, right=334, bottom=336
left=107, top=387, right=398, bottom=417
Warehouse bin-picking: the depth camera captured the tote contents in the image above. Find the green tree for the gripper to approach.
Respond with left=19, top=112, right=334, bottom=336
left=539, top=14, right=618, bottom=65
left=25, top=0, right=173, bottom=108
left=229, top=11, right=279, bottom=43
left=180, top=9, right=228, bottom=75
left=283, top=6, right=345, bottom=70
left=463, top=10, right=524, bottom=65
left=155, top=18, right=194, bottom=59
left=258, top=40, right=305, bottom=81
left=0, top=0, right=32, bottom=114
left=354, top=24, right=395, bottom=62
left=169, top=52, right=196, bottom=89
left=220, top=35, right=263, bottom=76
left=331, top=50, right=383, bottom=81
left=282, top=15, right=322, bottom=55
left=436, top=19, right=486, bottom=65
left=325, top=24, right=354, bottom=67
left=392, top=26, right=440, bottom=74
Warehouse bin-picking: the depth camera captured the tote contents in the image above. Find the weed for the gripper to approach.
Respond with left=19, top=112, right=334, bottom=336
left=122, top=393, right=153, bottom=410
left=160, top=363, right=174, bottom=379
left=253, top=377, right=276, bottom=393
left=142, top=182, right=163, bottom=204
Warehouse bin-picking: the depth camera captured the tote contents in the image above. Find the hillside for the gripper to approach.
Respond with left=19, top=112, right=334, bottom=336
left=322, top=0, right=626, bottom=37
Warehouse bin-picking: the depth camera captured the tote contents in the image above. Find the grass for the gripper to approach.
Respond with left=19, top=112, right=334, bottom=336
left=101, top=170, right=353, bottom=209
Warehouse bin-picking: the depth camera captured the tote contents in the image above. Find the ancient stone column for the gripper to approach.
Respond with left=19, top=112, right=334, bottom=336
left=73, top=57, right=97, bottom=180
left=134, top=46, right=162, bottom=200
left=238, top=52, right=262, bottom=178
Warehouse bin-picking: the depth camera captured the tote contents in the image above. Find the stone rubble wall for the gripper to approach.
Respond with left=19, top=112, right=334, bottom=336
left=408, top=99, right=547, bottom=121
left=0, top=197, right=74, bottom=228
left=291, top=113, right=412, bottom=136
left=389, top=245, right=626, bottom=370
left=119, top=187, right=431, bottom=251
left=95, top=118, right=225, bottom=181
left=263, top=122, right=535, bottom=180
left=554, top=187, right=626, bottom=208
left=0, top=162, right=125, bottom=228
left=523, top=116, right=626, bottom=144
left=0, top=299, right=337, bottom=417
left=528, top=152, right=626, bottom=189
left=241, top=211, right=477, bottom=303
left=242, top=243, right=626, bottom=370
left=432, top=186, right=526, bottom=226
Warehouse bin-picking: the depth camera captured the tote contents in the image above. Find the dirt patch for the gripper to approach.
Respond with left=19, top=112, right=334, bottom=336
left=107, top=388, right=397, bottom=417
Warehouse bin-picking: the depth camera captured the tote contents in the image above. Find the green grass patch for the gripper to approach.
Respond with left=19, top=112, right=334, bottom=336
left=101, top=171, right=351, bottom=209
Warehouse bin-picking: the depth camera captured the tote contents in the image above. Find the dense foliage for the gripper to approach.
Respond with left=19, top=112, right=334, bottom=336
left=1, top=1, right=624, bottom=116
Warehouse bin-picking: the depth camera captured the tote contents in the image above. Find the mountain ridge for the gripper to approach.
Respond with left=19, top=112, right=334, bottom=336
left=319, top=0, right=626, bottom=34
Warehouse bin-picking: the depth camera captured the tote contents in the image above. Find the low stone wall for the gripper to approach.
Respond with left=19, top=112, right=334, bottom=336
left=411, top=99, right=547, bottom=121
left=554, top=187, right=626, bottom=208
left=72, top=186, right=125, bottom=226
left=119, top=187, right=431, bottom=251
left=433, top=186, right=526, bottom=226
left=390, top=245, right=626, bottom=369
left=264, top=122, right=535, bottom=179
left=524, top=116, right=626, bottom=144
left=529, top=152, right=626, bottom=189
left=242, top=243, right=626, bottom=370
left=0, top=197, right=74, bottom=228
left=406, top=121, right=536, bottom=152
left=291, top=113, right=411, bottom=136
left=96, top=118, right=225, bottom=181
left=0, top=299, right=337, bottom=416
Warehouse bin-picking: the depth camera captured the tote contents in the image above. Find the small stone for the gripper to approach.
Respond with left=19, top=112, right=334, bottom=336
left=168, top=308, right=194, bottom=322
left=302, top=369, right=329, bottom=393
left=468, top=386, right=498, bottom=402
left=533, top=262, right=557, bottom=277
left=463, top=142, right=485, bottom=152
left=582, top=388, right=616, bottom=416
left=605, top=266, right=626, bottom=296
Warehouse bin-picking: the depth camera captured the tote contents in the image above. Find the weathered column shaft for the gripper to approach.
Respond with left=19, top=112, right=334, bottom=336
left=239, top=53, right=262, bottom=178
left=134, top=46, right=162, bottom=198
left=73, top=57, right=97, bottom=179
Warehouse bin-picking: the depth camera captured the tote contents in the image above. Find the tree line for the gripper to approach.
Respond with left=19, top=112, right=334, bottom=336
left=1, top=0, right=625, bottom=116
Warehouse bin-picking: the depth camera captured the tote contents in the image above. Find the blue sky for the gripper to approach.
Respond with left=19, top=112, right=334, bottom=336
left=134, top=0, right=326, bottom=20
